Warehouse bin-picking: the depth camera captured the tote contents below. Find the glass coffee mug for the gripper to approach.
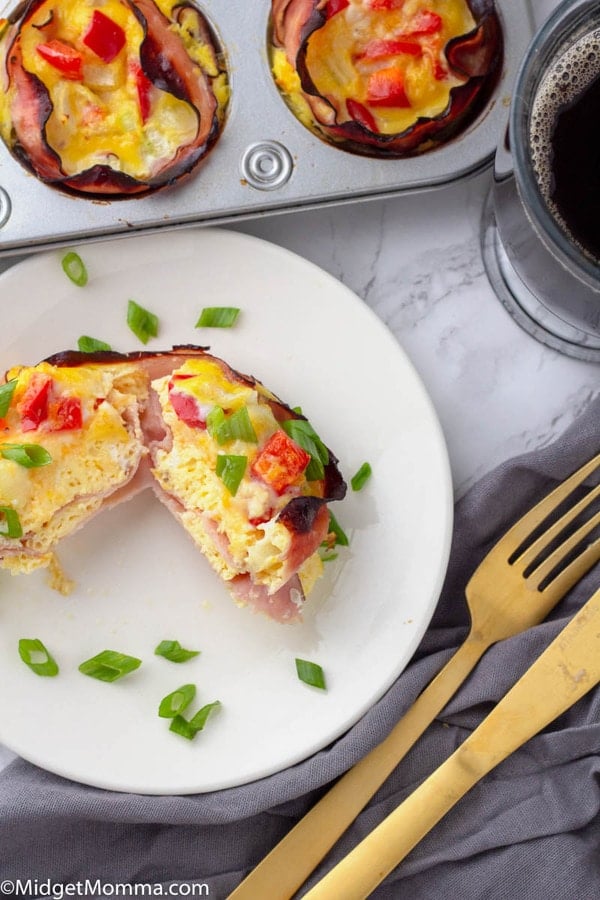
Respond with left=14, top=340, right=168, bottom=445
left=482, top=0, right=600, bottom=361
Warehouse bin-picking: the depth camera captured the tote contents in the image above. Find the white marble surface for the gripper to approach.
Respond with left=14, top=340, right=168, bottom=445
left=0, top=0, right=596, bottom=776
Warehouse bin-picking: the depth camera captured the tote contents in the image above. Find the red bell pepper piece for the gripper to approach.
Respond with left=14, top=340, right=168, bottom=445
left=36, top=40, right=83, bottom=80
left=360, top=39, right=422, bottom=59
left=83, top=10, right=126, bottom=63
left=367, top=68, right=411, bottom=107
left=251, top=430, right=310, bottom=495
left=48, top=396, right=82, bottom=431
left=369, top=0, right=403, bottom=9
left=326, top=0, right=349, bottom=17
left=347, top=98, right=378, bottom=132
left=404, top=10, right=443, bottom=36
left=18, top=374, right=52, bottom=432
left=132, top=63, right=153, bottom=123
left=168, top=379, right=207, bottom=429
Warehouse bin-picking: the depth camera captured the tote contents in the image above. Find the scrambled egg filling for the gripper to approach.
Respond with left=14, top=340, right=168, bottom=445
left=1, top=0, right=229, bottom=179
left=0, top=361, right=147, bottom=571
left=273, top=0, right=476, bottom=136
left=151, top=358, right=323, bottom=592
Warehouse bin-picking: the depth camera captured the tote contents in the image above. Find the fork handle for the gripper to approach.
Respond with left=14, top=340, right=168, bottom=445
left=228, top=633, right=490, bottom=900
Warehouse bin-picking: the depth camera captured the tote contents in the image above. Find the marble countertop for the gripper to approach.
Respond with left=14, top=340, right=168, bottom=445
left=0, top=0, right=596, bottom=773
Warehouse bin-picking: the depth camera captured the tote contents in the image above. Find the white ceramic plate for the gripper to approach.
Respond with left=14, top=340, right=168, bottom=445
left=0, top=228, right=452, bottom=794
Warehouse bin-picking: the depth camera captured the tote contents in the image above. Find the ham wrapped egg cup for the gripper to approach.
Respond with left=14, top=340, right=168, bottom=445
left=0, top=0, right=229, bottom=196
left=0, top=347, right=346, bottom=623
left=270, top=0, right=503, bottom=157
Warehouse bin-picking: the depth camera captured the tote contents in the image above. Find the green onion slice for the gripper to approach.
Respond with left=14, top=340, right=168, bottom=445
left=154, top=640, right=200, bottom=663
left=0, top=379, right=17, bottom=418
left=328, top=511, right=349, bottom=547
left=78, top=335, right=112, bottom=353
left=207, top=406, right=257, bottom=445
left=169, top=701, right=221, bottom=740
left=351, top=462, right=372, bottom=491
left=18, top=638, right=59, bottom=677
left=189, top=700, right=221, bottom=732
left=295, top=658, right=326, bottom=690
left=319, top=549, right=339, bottom=563
left=158, top=683, right=196, bottom=718
left=169, top=715, right=197, bottom=740
left=0, top=443, right=52, bottom=468
left=282, top=419, right=329, bottom=481
left=216, top=454, right=247, bottom=496
left=195, top=307, right=240, bottom=328
left=0, top=506, right=22, bottom=538
left=61, top=251, right=88, bottom=287
left=78, top=649, right=142, bottom=682
left=127, top=299, right=159, bottom=345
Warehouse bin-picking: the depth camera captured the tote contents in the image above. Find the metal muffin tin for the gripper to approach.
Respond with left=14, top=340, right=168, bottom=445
left=0, top=0, right=534, bottom=256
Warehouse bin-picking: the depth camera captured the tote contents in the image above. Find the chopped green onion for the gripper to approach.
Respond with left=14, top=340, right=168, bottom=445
left=207, top=406, right=257, bottom=445
left=351, top=462, right=372, bottom=491
left=158, top=683, right=196, bottom=718
left=78, top=649, right=142, bottom=682
left=0, top=379, right=17, bottom=418
left=189, top=700, right=221, bottom=732
left=328, top=511, right=349, bottom=547
left=282, top=418, right=329, bottom=481
left=169, top=715, right=196, bottom=740
left=127, top=299, right=159, bottom=345
left=78, top=335, right=112, bottom=353
left=61, top=251, right=88, bottom=287
left=18, top=638, right=59, bottom=677
left=168, top=701, right=221, bottom=740
left=154, top=639, right=200, bottom=663
left=319, top=549, right=339, bottom=563
left=295, top=658, right=326, bottom=690
left=195, top=307, right=240, bottom=328
left=216, top=453, right=247, bottom=496
left=0, top=443, right=52, bottom=468
left=0, top=506, right=22, bottom=538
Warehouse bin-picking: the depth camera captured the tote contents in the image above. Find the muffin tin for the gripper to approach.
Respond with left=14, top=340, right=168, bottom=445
left=0, top=0, right=534, bottom=256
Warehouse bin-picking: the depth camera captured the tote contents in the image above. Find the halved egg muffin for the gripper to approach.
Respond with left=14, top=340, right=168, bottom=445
left=0, top=0, right=229, bottom=196
left=0, top=357, right=149, bottom=574
left=0, top=347, right=346, bottom=623
left=270, top=0, right=502, bottom=157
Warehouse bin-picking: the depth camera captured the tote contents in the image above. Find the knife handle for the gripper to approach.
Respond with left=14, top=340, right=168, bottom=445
left=228, top=636, right=490, bottom=900
left=303, top=590, right=600, bottom=900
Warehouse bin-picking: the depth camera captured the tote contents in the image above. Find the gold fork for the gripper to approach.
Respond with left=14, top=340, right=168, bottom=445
left=304, top=583, right=600, bottom=899
left=228, top=451, right=600, bottom=900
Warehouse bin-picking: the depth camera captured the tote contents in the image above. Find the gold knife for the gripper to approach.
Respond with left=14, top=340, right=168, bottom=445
left=303, top=586, right=600, bottom=899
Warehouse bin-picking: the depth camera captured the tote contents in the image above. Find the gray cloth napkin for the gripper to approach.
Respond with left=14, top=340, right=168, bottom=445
left=1, top=397, right=599, bottom=899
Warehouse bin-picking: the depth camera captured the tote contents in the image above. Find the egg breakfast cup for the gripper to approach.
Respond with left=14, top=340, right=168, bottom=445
left=269, top=0, right=503, bottom=157
left=0, top=0, right=229, bottom=197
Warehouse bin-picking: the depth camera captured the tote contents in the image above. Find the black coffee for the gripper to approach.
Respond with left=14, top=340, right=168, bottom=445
left=530, top=26, right=600, bottom=262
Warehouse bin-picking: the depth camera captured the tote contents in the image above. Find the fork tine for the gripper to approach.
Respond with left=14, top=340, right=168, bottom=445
left=533, top=536, right=600, bottom=601
left=526, top=509, right=600, bottom=588
left=493, top=452, right=600, bottom=556
left=515, top=481, right=600, bottom=572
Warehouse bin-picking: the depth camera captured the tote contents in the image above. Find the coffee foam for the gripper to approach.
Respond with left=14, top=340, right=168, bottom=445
left=530, top=26, right=600, bottom=209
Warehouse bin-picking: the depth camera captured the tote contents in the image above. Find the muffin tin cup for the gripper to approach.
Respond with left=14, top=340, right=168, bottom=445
left=0, top=0, right=534, bottom=256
